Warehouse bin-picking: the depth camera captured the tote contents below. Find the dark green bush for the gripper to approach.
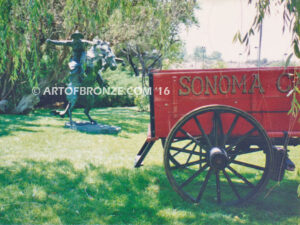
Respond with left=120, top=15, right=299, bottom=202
left=93, top=68, right=149, bottom=109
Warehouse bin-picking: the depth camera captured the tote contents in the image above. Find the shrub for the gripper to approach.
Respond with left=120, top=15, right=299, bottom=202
left=134, top=94, right=149, bottom=112
left=93, top=68, right=149, bottom=110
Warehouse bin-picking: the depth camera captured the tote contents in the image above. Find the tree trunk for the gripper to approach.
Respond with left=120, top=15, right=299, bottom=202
left=136, top=47, right=147, bottom=77
left=127, top=54, right=139, bottom=76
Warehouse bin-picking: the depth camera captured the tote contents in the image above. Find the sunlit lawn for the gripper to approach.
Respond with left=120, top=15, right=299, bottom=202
left=0, top=107, right=299, bottom=224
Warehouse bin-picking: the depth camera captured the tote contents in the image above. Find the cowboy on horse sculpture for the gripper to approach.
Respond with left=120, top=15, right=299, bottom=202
left=47, top=31, right=121, bottom=125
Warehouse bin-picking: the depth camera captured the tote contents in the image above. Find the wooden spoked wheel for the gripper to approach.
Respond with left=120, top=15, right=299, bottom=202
left=164, top=105, right=273, bottom=205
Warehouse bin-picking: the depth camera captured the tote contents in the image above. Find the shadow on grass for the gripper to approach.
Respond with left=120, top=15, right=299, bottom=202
left=0, top=160, right=298, bottom=224
left=62, top=107, right=149, bottom=134
left=0, top=114, right=40, bottom=137
left=0, top=107, right=149, bottom=137
left=0, top=109, right=65, bottom=137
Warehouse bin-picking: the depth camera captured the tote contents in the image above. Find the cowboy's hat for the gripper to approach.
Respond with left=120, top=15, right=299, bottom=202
left=71, top=30, right=84, bottom=39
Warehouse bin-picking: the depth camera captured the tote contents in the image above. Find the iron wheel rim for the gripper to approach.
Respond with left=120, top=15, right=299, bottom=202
left=164, top=105, right=273, bottom=206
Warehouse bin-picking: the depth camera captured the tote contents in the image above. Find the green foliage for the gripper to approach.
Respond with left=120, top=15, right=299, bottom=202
left=288, top=72, right=300, bottom=116
left=90, top=68, right=144, bottom=108
left=212, top=60, right=227, bottom=69
left=0, top=0, right=53, bottom=103
left=0, top=0, right=198, bottom=111
left=192, top=47, right=224, bottom=68
left=109, top=0, right=198, bottom=76
left=134, top=94, right=150, bottom=112
left=237, top=0, right=300, bottom=59
left=285, top=53, right=294, bottom=68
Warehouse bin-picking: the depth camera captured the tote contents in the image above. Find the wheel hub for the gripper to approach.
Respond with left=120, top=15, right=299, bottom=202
left=209, top=147, right=228, bottom=170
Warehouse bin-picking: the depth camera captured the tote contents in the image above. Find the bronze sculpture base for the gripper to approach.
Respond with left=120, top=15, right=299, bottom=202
left=65, top=121, right=121, bottom=134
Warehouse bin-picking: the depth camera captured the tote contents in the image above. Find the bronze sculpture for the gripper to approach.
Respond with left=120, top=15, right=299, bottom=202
left=47, top=31, right=119, bottom=125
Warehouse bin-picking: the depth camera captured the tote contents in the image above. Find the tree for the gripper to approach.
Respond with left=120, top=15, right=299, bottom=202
left=193, top=46, right=206, bottom=62
left=105, top=0, right=198, bottom=76
left=193, top=48, right=223, bottom=68
left=209, top=51, right=222, bottom=60
left=0, top=0, right=198, bottom=113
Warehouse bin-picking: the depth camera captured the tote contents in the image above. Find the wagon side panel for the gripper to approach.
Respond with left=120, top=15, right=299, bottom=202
left=152, top=67, right=300, bottom=138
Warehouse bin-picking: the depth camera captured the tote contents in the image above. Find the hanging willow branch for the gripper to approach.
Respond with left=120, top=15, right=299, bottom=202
left=234, top=0, right=300, bottom=58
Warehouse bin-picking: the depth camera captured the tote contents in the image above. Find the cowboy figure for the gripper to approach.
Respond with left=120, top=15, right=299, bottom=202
left=47, top=31, right=123, bottom=126
left=46, top=31, right=95, bottom=121
left=46, top=30, right=94, bottom=75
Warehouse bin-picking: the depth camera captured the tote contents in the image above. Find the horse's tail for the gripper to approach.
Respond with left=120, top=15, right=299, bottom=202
left=50, top=110, right=66, bottom=118
left=50, top=103, right=70, bottom=118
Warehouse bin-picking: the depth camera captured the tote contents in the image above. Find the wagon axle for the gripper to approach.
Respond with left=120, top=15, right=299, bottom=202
left=209, top=147, right=228, bottom=170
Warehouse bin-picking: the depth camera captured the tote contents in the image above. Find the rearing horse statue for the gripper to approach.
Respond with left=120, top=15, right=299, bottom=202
left=47, top=31, right=120, bottom=125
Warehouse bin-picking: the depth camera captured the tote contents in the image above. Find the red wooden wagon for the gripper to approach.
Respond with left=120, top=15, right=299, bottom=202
left=135, top=66, right=300, bottom=205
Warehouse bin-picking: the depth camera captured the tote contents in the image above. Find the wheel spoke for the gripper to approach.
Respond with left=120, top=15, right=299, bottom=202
left=228, top=147, right=262, bottom=157
left=212, top=112, right=218, bottom=145
left=173, top=138, right=189, bottom=143
left=196, top=167, right=213, bottom=202
left=172, top=151, right=181, bottom=158
left=185, top=143, right=197, bottom=165
left=168, top=153, right=181, bottom=167
left=227, top=165, right=255, bottom=188
left=214, top=112, right=224, bottom=146
left=216, top=170, right=221, bottom=204
left=180, top=164, right=209, bottom=188
left=170, top=146, right=205, bottom=156
left=171, top=158, right=207, bottom=170
left=226, top=127, right=257, bottom=152
left=231, top=160, right=265, bottom=171
left=193, top=117, right=212, bottom=148
left=223, top=169, right=241, bottom=200
left=179, top=128, right=201, bottom=146
left=210, top=111, right=225, bottom=146
left=182, top=140, right=195, bottom=150
left=171, top=140, right=194, bottom=157
left=200, top=145, right=203, bottom=169
left=164, top=106, right=271, bottom=206
left=223, top=114, right=239, bottom=145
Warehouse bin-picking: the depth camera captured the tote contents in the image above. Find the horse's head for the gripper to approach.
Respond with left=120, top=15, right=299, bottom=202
left=92, top=39, right=117, bottom=71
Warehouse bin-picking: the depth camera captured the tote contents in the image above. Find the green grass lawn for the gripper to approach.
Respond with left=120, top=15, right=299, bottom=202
left=0, top=107, right=299, bottom=224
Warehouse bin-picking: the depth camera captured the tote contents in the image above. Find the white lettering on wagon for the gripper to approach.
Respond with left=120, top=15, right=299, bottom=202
left=178, top=74, right=265, bottom=96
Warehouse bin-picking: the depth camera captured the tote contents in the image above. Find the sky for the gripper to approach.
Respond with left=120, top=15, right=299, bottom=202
left=180, top=0, right=295, bottom=62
